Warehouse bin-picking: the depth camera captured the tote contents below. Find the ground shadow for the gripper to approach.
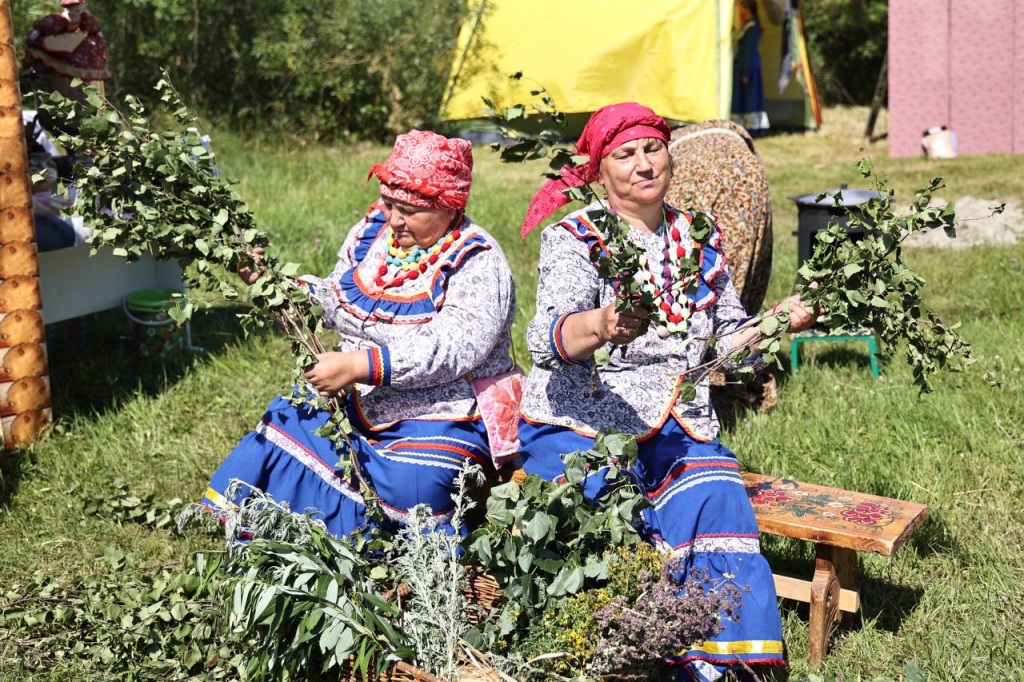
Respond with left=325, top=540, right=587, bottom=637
left=795, top=343, right=886, bottom=375
left=0, top=447, right=32, bottom=510
left=711, top=364, right=792, bottom=432
left=0, top=304, right=257, bottom=513
left=45, top=303, right=258, bottom=420
left=761, top=663, right=793, bottom=681
left=772, top=577, right=925, bottom=638
left=855, top=573, right=927, bottom=635
left=760, top=534, right=928, bottom=641
left=896, top=512, right=958, bottom=559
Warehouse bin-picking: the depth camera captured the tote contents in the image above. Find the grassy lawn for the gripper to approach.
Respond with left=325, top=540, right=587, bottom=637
left=1, top=106, right=1023, bottom=680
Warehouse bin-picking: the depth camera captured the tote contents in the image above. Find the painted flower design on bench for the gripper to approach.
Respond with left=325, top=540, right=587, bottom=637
left=841, top=501, right=894, bottom=527
left=748, top=487, right=791, bottom=506
left=745, top=479, right=896, bottom=529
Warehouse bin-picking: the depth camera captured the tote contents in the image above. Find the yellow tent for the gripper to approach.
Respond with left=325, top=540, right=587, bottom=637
left=441, top=0, right=820, bottom=131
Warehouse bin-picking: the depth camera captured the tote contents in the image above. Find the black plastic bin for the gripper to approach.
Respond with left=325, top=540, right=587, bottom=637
left=789, top=184, right=883, bottom=269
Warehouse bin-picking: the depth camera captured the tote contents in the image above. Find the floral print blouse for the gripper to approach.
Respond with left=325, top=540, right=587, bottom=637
left=521, top=201, right=754, bottom=441
left=303, top=204, right=516, bottom=428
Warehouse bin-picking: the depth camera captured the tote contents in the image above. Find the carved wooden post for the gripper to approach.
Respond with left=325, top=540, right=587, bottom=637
left=808, top=544, right=841, bottom=666
left=0, top=0, right=51, bottom=448
left=808, top=544, right=859, bottom=666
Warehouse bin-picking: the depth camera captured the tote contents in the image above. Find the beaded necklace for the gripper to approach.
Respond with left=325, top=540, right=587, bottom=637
left=373, top=225, right=461, bottom=290
left=632, top=210, right=697, bottom=337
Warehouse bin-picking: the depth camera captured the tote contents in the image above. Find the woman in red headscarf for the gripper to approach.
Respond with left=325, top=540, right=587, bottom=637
left=202, top=130, right=517, bottom=537
left=518, top=103, right=817, bottom=678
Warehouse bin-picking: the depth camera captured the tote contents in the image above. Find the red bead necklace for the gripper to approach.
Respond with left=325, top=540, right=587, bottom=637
left=373, top=228, right=461, bottom=290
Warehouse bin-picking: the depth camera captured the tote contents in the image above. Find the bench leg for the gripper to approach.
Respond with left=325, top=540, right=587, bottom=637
left=808, top=544, right=858, bottom=666
left=832, top=547, right=859, bottom=627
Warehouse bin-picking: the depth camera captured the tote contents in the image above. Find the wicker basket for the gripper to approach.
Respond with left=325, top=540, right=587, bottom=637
left=462, top=572, right=503, bottom=624
left=339, top=660, right=443, bottom=682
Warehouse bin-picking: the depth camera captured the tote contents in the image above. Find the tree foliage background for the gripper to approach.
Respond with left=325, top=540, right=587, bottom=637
left=13, top=0, right=469, bottom=140
left=802, top=0, right=889, bottom=106
left=11, top=0, right=889, bottom=135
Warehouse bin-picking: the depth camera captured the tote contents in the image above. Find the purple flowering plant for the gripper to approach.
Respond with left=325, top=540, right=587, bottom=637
left=591, top=564, right=742, bottom=679
left=516, top=543, right=744, bottom=680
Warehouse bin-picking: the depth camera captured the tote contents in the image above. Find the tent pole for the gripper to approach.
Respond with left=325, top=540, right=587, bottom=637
left=440, top=0, right=488, bottom=122
left=864, top=52, right=888, bottom=141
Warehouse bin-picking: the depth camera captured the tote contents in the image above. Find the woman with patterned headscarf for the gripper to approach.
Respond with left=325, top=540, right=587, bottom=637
left=202, top=130, right=517, bottom=536
left=518, top=103, right=818, bottom=680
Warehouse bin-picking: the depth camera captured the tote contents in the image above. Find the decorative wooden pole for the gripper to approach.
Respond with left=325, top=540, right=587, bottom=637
left=0, top=0, right=51, bottom=448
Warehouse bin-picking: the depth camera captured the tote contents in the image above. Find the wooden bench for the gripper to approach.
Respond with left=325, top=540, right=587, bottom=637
left=742, top=472, right=928, bottom=666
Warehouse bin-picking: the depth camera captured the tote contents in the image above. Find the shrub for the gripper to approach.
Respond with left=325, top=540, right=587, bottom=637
left=14, top=0, right=469, bottom=140
left=802, top=0, right=888, bottom=106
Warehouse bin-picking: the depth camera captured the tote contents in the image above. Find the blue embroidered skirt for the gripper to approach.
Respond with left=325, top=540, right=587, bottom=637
left=203, top=394, right=490, bottom=537
left=519, top=417, right=785, bottom=679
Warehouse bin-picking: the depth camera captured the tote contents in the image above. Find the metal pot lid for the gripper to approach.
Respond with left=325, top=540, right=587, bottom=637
left=788, top=187, right=884, bottom=207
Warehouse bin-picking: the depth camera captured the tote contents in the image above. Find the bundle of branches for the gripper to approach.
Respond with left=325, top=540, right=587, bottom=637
left=794, top=171, right=1001, bottom=392
left=40, top=80, right=370, bottom=488
left=179, top=483, right=414, bottom=680
left=486, top=79, right=1000, bottom=393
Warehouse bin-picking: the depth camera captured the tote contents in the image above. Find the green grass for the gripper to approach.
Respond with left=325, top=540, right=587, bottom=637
left=2, top=107, right=1023, bottom=680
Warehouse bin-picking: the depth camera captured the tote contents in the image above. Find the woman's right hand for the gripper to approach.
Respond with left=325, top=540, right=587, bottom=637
left=237, top=247, right=265, bottom=285
left=596, top=300, right=648, bottom=345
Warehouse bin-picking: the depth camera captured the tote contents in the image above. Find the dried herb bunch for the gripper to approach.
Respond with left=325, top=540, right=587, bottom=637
left=517, top=543, right=741, bottom=680
left=392, top=465, right=486, bottom=678
left=590, top=565, right=741, bottom=679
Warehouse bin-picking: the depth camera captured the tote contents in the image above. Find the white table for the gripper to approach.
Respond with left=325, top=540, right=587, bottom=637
left=37, top=245, right=183, bottom=324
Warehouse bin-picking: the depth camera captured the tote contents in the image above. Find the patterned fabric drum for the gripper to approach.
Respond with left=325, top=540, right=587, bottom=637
left=666, top=120, right=773, bottom=314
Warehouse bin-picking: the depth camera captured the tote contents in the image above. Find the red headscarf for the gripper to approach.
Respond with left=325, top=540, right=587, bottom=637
left=368, top=130, right=474, bottom=211
left=520, top=102, right=670, bottom=238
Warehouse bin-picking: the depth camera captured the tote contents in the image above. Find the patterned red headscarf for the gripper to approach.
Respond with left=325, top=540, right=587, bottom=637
left=521, top=102, right=670, bottom=238
left=368, top=130, right=473, bottom=210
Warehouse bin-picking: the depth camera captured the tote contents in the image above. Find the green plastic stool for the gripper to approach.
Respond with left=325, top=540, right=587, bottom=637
left=790, top=333, right=881, bottom=378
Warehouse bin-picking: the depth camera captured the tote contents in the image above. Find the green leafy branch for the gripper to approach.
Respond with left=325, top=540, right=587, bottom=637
left=41, top=79, right=374, bottom=494
left=795, top=162, right=1003, bottom=392
left=0, top=550, right=245, bottom=679
left=183, top=483, right=413, bottom=680
left=78, top=478, right=184, bottom=530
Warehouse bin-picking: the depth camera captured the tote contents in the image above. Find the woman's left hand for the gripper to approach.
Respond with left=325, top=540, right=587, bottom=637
left=304, top=351, right=358, bottom=397
left=771, top=283, right=822, bottom=334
